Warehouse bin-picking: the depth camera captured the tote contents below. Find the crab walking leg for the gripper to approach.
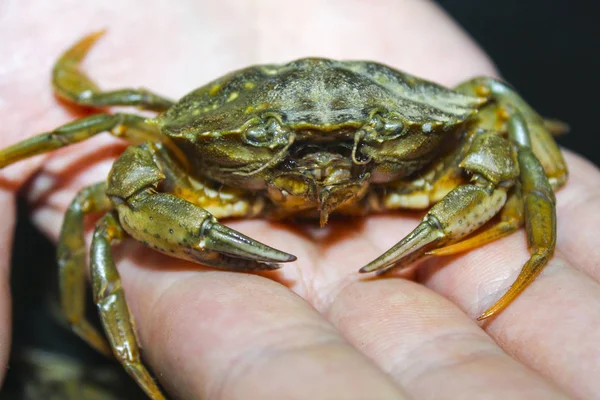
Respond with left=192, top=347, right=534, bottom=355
left=477, top=112, right=556, bottom=320
left=90, top=212, right=165, bottom=400
left=0, top=113, right=186, bottom=169
left=428, top=186, right=524, bottom=256
left=57, top=182, right=113, bottom=356
left=53, top=31, right=173, bottom=111
left=456, top=77, right=568, bottom=189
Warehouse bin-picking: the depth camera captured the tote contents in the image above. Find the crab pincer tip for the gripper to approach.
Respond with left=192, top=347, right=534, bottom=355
left=205, top=223, right=297, bottom=263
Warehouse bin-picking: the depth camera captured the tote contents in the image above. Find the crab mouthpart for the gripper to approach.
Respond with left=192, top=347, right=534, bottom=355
left=318, top=182, right=366, bottom=227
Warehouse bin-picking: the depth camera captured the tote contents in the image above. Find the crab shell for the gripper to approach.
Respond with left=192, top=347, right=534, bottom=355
left=152, top=59, right=486, bottom=221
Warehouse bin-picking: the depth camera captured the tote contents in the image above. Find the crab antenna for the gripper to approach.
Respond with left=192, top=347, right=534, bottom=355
left=351, top=129, right=372, bottom=165
left=233, top=132, right=296, bottom=177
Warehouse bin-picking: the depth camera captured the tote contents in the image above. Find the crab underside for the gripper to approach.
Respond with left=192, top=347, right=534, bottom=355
left=0, top=32, right=567, bottom=400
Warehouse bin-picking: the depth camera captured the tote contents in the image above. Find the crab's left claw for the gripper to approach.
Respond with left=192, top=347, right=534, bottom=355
left=360, top=184, right=508, bottom=276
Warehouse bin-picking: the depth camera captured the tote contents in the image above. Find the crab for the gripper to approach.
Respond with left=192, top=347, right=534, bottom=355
left=0, top=32, right=568, bottom=400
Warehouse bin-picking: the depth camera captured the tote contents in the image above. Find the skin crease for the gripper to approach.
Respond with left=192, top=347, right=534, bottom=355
left=1, top=0, right=600, bottom=399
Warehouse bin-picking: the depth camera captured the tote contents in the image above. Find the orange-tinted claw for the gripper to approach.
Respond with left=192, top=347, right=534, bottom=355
left=53, top=31, right=106, bottom=101
left=58, top=29, right=106, bottom=65
left=426, top=234, right=489, bottom=256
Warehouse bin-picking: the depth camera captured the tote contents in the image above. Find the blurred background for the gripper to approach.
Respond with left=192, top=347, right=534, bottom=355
left=2, top=0, right=598, bottom=398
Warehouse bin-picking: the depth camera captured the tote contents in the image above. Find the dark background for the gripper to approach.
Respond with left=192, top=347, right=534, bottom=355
left=3, top=0, right=599, bottom=398
left=439, top=0, right=599, bottom=166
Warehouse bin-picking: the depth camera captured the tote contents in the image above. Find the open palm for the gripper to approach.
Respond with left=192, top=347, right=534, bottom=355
left=1, top=1, right=599, bottom=399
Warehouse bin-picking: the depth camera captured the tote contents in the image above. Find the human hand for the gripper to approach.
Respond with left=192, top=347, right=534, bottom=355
left=1, top=1, right=599, bottom=399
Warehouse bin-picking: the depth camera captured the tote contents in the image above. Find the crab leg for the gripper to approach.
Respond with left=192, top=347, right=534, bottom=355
left=0, top=112, right=187, bottom=169
left=107, top=144, right=295, bottom=269
left=70, top=144, right=294, bottom=400
left=477, top=112, right=556, bottom=320
left=54, top=31, right=173, bottom=111
left=363, top=111, right=557, bottom=320
left=427, top=76, right=566, bottom=256
left=361, top=130, right=520, bottom=274
left=90, top=211, right=165, bottom=400
left=456, top=77, right=568, bottom=189
left=57, top=182, right=113, bottom=356
left=89, top=147, right=296, bottom=399
left=0, top=31, right=183, bottom=169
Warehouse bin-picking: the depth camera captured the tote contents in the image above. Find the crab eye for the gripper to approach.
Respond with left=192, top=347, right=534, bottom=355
left=367, top=111, right=406, bottom=140
left=243, top=117, right=282, bottom=146
left=370, top=112, right=386, bottom=131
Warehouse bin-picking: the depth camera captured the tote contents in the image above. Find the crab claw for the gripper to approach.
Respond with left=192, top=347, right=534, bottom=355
left=360, top=184, right=509, bottom=276
left=359, top=216, right=444, bottom=275
left=202, top=221, right=297, bottom=263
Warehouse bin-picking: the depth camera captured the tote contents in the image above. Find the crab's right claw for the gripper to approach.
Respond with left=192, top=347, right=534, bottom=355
left=115, top=192, right=296, bottom=272
left=202, top=220, right=297, bottom=264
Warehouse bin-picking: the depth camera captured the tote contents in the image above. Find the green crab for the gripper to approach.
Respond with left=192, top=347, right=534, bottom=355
left=0, top=32, right=567, bottom=400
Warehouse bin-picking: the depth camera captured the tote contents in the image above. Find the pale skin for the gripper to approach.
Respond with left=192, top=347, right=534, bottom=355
left=1, top=1, right=600, bottom=400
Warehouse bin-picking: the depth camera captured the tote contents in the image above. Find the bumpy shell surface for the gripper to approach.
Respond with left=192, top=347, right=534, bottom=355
left=156, top=59, right=485, bottom=139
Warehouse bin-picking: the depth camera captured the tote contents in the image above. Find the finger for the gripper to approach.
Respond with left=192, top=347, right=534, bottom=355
left=326, top=279, right=570, bottom=400
left=553, top=151, right=600, bottom=280
left=0, top=191, right=14, bottom=384
left=418, top=206, right=600, bottom=399
left=114, top=251, right=407, bottom=400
